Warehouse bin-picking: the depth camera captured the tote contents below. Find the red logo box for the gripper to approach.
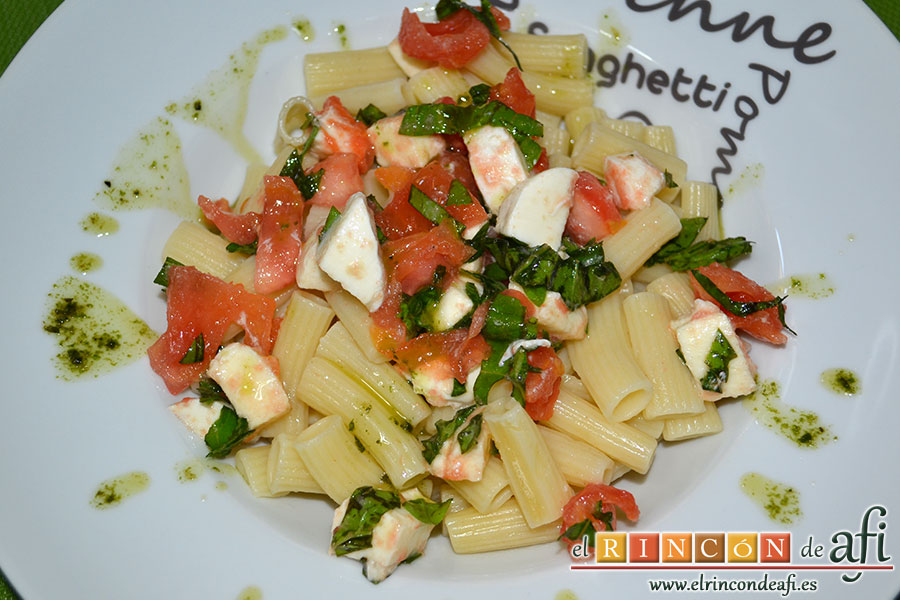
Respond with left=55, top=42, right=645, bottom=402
left=629, top=533, right=659, bottom=562
left=759, top=533, right=791, bottom=563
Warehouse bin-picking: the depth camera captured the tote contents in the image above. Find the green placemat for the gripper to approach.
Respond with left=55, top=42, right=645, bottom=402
left=0, top=1, right=898, bottom=599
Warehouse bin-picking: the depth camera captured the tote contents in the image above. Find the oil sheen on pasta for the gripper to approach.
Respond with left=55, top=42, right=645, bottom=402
left=739, top=472, right=802, bottom=525
left=742, top=379, right=836, bottom=448
left=42, top=276, right=157, bottom=379
left=79, top=212, right=119, bottom=236
left=820, top=368, right=861, bottom=396
left=93, top=116, right=196, bottom=220
left=165, top=27, right=287, bottom=166
left=90, top=471, right=150, bottom=509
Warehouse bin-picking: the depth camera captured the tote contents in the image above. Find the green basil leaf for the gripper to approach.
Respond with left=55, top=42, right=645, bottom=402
left=456, top=413, right=483, bottom=453
left=559, top=518, right=597, bottom=544
left=356, top=103, right=387, bottom=126
left=280, top=124, right=323, bottom=200
left=179, top=334, right=204, bottom=364
left=592, top=502, right=615, bottom=531
left=204, top=406, right=253, bottom=459
left=398, top=285, right=442, bottom=338
left=421, top=406, right=478, bottom=463
left=647, top=217, right=707, bottom=265
left=700, top=329, right=738, bottom=392
left=153, top=256, right=184, bottom=288
left=446, top=179, right=474, bottom=205
left=226, top=240, right=258, bottom=255
left=663, top=169, right=678, bottom=188
left=318, top=206, right=342, bottom=242
left=468, top=83, right=491, bottom=106
left=451, top=378, right=467, bottom=397
left=483, top=293, right=527, bottom=342
left=402, top=498, right=452, bottom=525
left=196, top=378, right=227, bottom=404
left=691, top=269, right=786, bottom=318
left=331, top=487, right=402, bottom=556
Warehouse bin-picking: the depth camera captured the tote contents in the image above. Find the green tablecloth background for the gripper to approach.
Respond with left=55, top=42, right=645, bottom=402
left=1, top=1, right=898, bottom=598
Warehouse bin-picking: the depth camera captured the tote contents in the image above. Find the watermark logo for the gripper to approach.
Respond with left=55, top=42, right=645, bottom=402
left=571, top=505, right=892, bottom=583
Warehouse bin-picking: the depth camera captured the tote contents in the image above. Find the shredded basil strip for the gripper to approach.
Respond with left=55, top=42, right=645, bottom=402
left=279, top=125, right=323, bottom=200
left=456, top=413, right=483, bottom=453
left=408, top=186, right=464, bottom=233
left=318, top=206, right=342, bottom=242
left=196, top=378, right=227, bottom=405
left=153, top=256, right=184, bottom=287
left=356, top=103, right=387, bottom=126
left=593, top=502, right=614, bottom=531
left=179, top=333, right=204, bottom=364
left=468, top=83, right=491, bottom=106
left=648, top=218, right=752, bottom=271
left=331, top=487, right=402, bottom=556
left=483, top=294, right=530, bottom=342
left=446, top=179, right=474, bottom=205
left=473, top=342, right=532, bottom=406
left=663, top=169, right=678, bottom=188
left=451, top=378, right=467, bottom=397
left=691, top=269, right=786, bottom=318
left=226, top=240, right=258, bottom=255
left=560, top=519, right=596, bottom=545
left=700, top=329, right=737, bottom=392
left=398, top=284, right=442, bottom=338
left=421, top=406, right=478, bottom=463
left=399, top=101, right=543, bottom=169
left=403, top=498, right=452, bottom=525
left=204, top=406, right=253, bottom=459
left=434, top=0, right=522, bottom=70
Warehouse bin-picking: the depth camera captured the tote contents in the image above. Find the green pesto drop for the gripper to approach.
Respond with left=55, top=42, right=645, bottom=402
left=771, top=273, right=835, bottom=299
left=70, top=253, right=103, bottom=274
left=742, top=379, right=836, bottom=448
left=739, top=472, right=802, bottom=525
left=94, top=117, right=197, bottom=220
left=821, top=368, right=861, bottom=396
left=293, top=17, right=315, bottom=41
left=175, top=457, right=238, bottom=482
left=79, top=212, right=120, bottom=236
left=165, top=27, right=287, bottom=165
left=725, top=162, right=764, bottom=198
left=215, top=481, right=228, bottom=491
left=237, top=586, right=262, bottom=600
left=555, top=590, right=580, bottom=600
left=596, top=11, right=629, bottom=54
left=42, top=276, right=157, bottom=380
left=91, top=471, right=150, bottom=509
left=333, top=23, right=349, bottom=49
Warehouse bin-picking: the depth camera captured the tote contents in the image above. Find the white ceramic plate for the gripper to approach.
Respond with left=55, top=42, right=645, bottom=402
left=2, top=1, right=898, bottom=598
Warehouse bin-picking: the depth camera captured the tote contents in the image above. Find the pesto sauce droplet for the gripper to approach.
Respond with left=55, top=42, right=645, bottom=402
left=91, top=471, right=150, bottom=509
left=80, top=212, right=119, bottom=236
left=333, top=23, right=349, bottom=49
left=555, top=590, right=581, bottom=600
left=292, top=17, right=315, bottom=41
left=42, top=276, right=158, bottom=380
left=70, top=252, right=103, bottom=274
left=821, top=368, right=861, bottom=396
left=236, top=586, right=262, bottom=600
left=739, top=472, right=802, bottom=525
left=742, top=379, right=836, bottom=448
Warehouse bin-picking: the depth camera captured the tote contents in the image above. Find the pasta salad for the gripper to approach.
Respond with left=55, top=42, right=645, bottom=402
left=148, top=0, right=792, bottom=583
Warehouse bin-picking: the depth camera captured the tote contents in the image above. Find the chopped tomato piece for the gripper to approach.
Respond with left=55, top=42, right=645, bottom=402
left=370, top=278, right=408, bottom=354
left=561, top=483, right=640, bottom=558
left=313, top=96, right=374, bottom=173
left=198, top=196, right=259, bottom=245
left=383, top=220, right=475, bottom=295
left=531, top=148, right=549, bottom=174
left=148, top=266, right=276, bottom=394
left=565, top=171, right=624, bottom=244
left=394, top=329, right=490, bottom=383
left=690, top=263, right=788, bottom=345
left=524, top=346, right=565, bottom=421
left=499, top=288, right=536, bottom=319
left=398, top=8, right=492, bottom=69
left=306, top=153, right=365, bottom=210
left=255, top=176, right=305, bottom=295
left=489, top=68, right=536, bottom=118
left=375, top=165, right=416, bottom=195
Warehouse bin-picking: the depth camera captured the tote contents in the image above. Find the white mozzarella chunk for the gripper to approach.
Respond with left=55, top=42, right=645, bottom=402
left=316, top=192, right=386, bottom=311
left=429, top=409, right=491, bottom=482
left=368, top=115, right=446, bottom=169
left=495, top=167, right=578, bottom=250
left=410, top=363, right=481, bottom=409
left=508, top=283, right=588, bottom=340
left=604, top=152, right=665, bottom=211
left=331, top=492, right=434, bottom=583
left=168, top=397, right=225, bottom=438
left=671, top=299, right=757, bottom=400
left=207, top=343, right=290, bottom=429
left=463, top=125, right=529, bottom=214
left=433, top=257, right=483, bottom=332
left=387, top=38, right=431, bottom=77
left=499, top=338, right=552, bottom=365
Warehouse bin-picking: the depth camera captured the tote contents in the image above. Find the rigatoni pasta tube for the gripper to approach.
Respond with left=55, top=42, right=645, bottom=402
left=543, top=389, right=657, bottom=474
left=500, top=32, right=588, bottom=78
left=444, top=499, right=561, bottom=554
left=446, top=457, right=513, bottom=514
left=266, top=434, right=325, bottom=496
left=304, top=47, right=405, bottom=97
left=567, top=291, right=651, bottom=421
left=274, top=291, right=334, bottom=401
left=161, top=221, right=244, bottom=279
left=298, top=356, right=428, bottom=488
left=646, top=271, right=696, bottom=320
left=537, top=425, right=615, bottom=488
left=235, top=445, right=285, bottom=498
left=484, top=397, right=571, bottom=528
left=324, top=289, right=387, bottom=364
left=663, top=402, right=723, bottom=442
left=603, top=197, right=682, bottom=280
left=681, top=181, right=720, bottom=242
left=623, top=292, right=705, bottom=420
left=310, top=77, right=410, bottom=116
left=315, top=322, right=431, bottom=427
left=293, top=415, right=386, bottom=503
